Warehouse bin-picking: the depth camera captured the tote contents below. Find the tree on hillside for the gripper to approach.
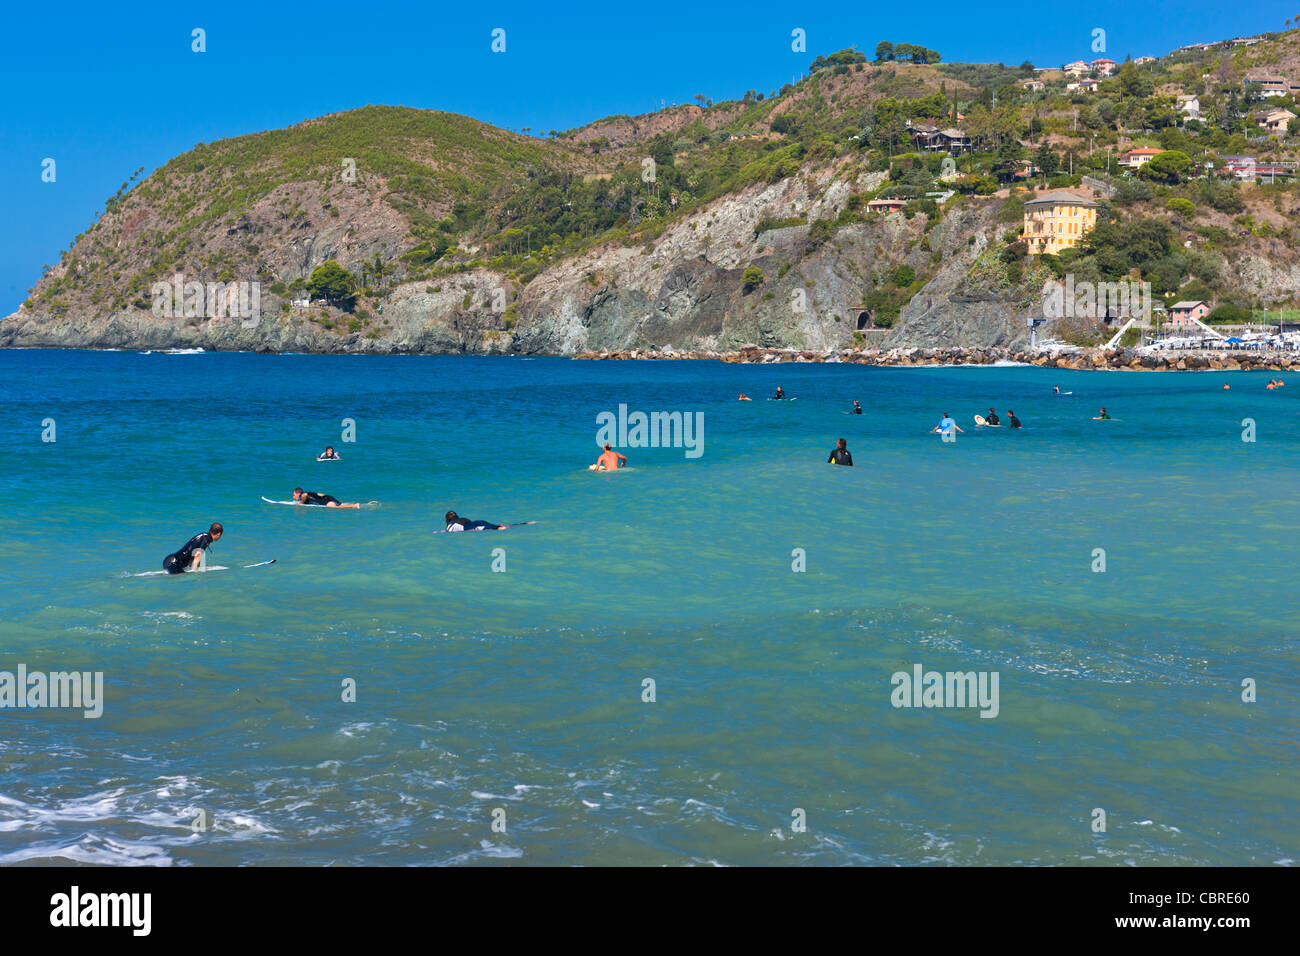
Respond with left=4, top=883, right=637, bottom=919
left=1165, top=198, right=1196, bottom=228
left=307, top=261, right=357, bottom=310
left=875, top=41, right=895, bottom=61
left=1035, top=141, right=1060, bottom=175
left=1139, top=150, right=1193, bottom=184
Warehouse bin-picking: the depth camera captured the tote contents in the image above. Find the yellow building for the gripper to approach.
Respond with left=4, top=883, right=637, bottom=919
left=1022, top=190, right=1098, bottom=255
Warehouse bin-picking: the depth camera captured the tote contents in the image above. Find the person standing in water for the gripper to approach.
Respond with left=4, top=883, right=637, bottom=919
left=851, top=400, right=863, bottom=415
left=1007, top=410, right=1022, bottom=429
left=593, top=443, right=627, bottom=471
left=828, top=438, right=854, bottom=466
left=163, top=523, right=223, bottom=574
left=931, top=413, right=964, bottom=436
left=773, top=386, right=787, bottom=400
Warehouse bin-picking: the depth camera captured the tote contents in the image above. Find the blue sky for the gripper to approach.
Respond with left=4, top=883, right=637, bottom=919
left=0, top=1, right=1293, bottom=313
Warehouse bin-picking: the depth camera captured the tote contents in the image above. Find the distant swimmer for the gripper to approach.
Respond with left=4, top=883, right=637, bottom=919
left=1223, top=383, right=1231, bottom=390
left=317, top=446, right=341, bottom=460
left=293, top=487, right=361, bottom=508
left=985, top=408, right=1001, bottom=426
left=444, top=510, right=508, bottom=532
left=1093, top=407, right=1112, bottom=421
left=738, top=393, right=753, bottom=401
left=593, top=443, right=627, bottom=471
left=851, top=400, right=863, bottom=415
left=1007, top=410, right=1022, bottom=429
left=163, top=522, right=223, bottom=574
left=828, top=437, right=854, bottom=466
left=931, top=413, right=965, bottom=435
left=773, top=386, right=787, bottom=400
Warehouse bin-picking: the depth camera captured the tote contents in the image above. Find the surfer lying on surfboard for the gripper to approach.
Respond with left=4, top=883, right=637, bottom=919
left=443, top=510, right=510, bottom=532
left=163, top=522, right=223, bottom=574
left=293, top=488, right=362, bottom=509
left=1093, top=407, right=1113, bottom=421
left=317, top=446, right=341, bottom=460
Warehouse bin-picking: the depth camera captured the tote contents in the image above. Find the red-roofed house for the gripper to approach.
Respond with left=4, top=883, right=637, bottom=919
left=1118, top=147, right=1165, bottom=170
left=1091, top=58, right=1117, bottom=75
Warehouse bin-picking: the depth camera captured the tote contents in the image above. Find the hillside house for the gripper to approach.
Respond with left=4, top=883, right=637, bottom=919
left=1064, top=60, right=1090, bottom=76
left=1067, top=79, right=1101, bottom=94
left=1218, top=155, right=1257, bottom=181
left=1020, top=79, right=1046, bottom=92
left=1256, top=108, right=1297, bottom=134
left=908, top=123, right=971, bottom=154
left=867, top=198, right=908, bottom=214
left=1243, top=74, right=1291, bottom=97
left=1091, top=58, right=1117, bottom=75
left=1022, top=190, right=1098, bottom=255
left=1168, top=300, right=1211, bottom=328
left=1118, top=147, right=1165, bottom=170
left=1177, top=95, right=1201, bottom=120
left=1133, top=56, right=1156, bottom=66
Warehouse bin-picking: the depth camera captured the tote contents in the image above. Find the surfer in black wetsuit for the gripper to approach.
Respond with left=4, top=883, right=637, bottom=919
left=293, top=488, right=362, bottom=509
left=163, top=523, right=223, bottom=574
left=851, top=400, right=863, bottom=415
left=828, top=438, right=854, bottom=466
left=317, top=446, right=340, bottom=460
left=773, top=386, right=786, bottom=400
left=1008, top=410, right=1022, bottom=429
left=443, top=510, right=508, bottom=532
left=985, top=408, right=1000, bottom=426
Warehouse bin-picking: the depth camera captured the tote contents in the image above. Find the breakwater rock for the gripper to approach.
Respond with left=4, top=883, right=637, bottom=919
left=573, top=344, right=1300, bottom=371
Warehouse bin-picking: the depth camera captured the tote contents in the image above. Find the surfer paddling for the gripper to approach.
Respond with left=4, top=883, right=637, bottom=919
left=443, top=511, right=509, bottom=532
left=317, top=446, right=341, bottom=460
left=293, top=488, right=362, bottom=508
left=163, top=523, right=223, bottom=574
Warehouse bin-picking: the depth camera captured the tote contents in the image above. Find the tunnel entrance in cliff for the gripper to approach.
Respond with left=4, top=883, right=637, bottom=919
left=856, top=311, right=872, bottom=330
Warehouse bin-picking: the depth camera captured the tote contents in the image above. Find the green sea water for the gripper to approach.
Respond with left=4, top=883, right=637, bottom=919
left=0, top=350, right=1295, bottom=865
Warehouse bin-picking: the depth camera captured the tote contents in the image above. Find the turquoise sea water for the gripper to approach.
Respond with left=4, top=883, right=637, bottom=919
left=0, top=349, right=1296, bottom=866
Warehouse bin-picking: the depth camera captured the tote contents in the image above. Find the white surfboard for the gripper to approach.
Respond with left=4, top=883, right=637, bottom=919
left=261, top=496, right=379, bottom=507
left=131, top=559, right=274, bottom=578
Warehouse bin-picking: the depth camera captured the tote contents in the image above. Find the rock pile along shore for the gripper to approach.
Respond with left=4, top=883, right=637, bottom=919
left=573, top=345, right=1300, bottom=372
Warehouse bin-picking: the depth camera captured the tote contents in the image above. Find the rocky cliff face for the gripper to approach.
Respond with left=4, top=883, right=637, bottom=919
left=3, top=158, right=1041, bottom=354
